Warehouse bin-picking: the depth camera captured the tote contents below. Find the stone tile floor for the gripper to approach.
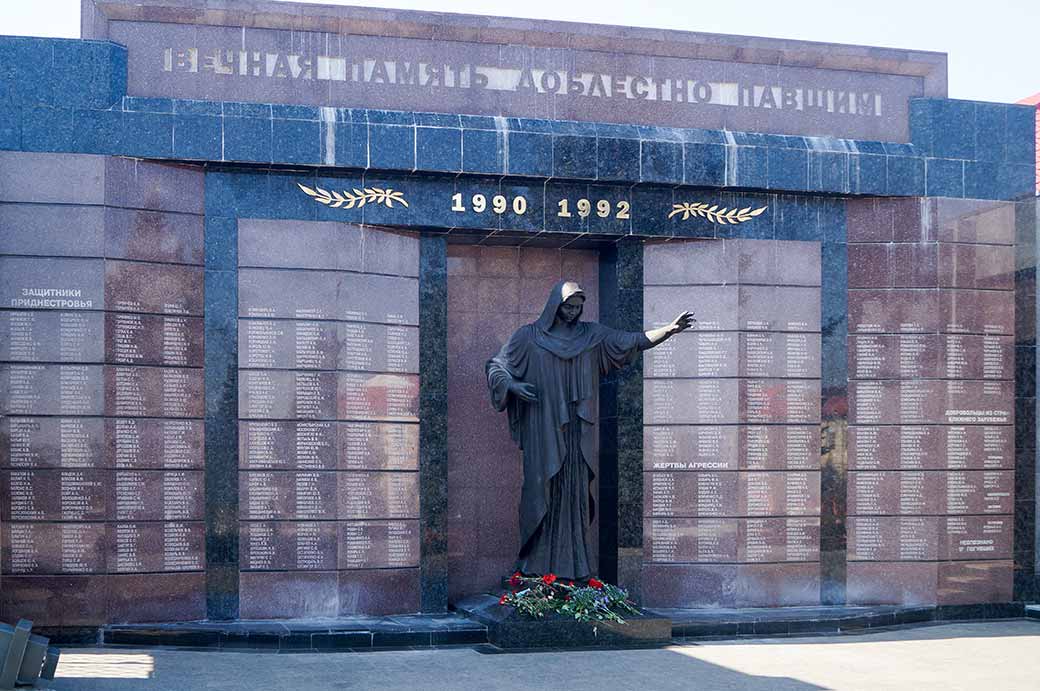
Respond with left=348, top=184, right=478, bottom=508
left=42, top=619, right=1040, bottom=690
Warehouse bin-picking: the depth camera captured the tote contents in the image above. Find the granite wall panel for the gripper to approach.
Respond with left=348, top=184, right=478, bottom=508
left=846, top=197, right=1016, bottom=605
left=641, top=238, right=823, bottom=607
left=0, top=152, right=207, bottom=626
left=236, top=219, right=422, bottom=616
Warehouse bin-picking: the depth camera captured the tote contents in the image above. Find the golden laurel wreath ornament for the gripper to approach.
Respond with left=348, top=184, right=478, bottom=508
left=669, top=203, right=767, bottom=225
left=297, top=183, right=409, bottom=209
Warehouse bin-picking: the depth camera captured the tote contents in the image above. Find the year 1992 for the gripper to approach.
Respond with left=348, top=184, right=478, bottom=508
left=450, top=193, right=631, bottom=219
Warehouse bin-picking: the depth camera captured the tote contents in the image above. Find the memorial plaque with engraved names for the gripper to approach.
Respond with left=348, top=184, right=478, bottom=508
left=339, top=520, right=420, bottom=570
left=645, top=517, right=740, bottom=563
left=849, top=424, right=1014, bottom=472
left=1, top=310, right=105, bottom=363
left=240, top=521, right=338, bottom=571
left=643, top=379, right=739, bottom=425
left=108, top=521, right=205, bottom=573
left=642, top=239, right=823, bottom=607
left=338, top=373, right=420, bottom=421
left=2, top=469, right=108, bottom=521
left=845, top=197, right=1015, bottom=606
left=1, top=364, right=104, bottom=416
left=236, top=220, right=421, bottom=615
left=106, top=418, right=204, bottom=470
left=1, top=522, right=107, bottom=574
left=643, top=332, right=738, bottom=378
left=338, top=422, right=419, bottom=471
left=739, top=425, right=818, bottom=471
left=106, top=313, right=203, bottom=367
left=239, top=421, right=338, bottom=470
left=1, top=417, right=106, bottom=469
left=240, top=320, right=420, bottom=374
left=105, top=365, right=204, bottom=418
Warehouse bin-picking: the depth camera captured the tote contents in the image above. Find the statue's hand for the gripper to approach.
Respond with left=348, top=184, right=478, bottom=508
left=671, top=310, right=696, bottom=334
left=509, top=381, right=539, bottom=403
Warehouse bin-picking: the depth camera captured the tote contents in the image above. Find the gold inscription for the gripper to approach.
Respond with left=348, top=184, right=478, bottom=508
left=556, top=198, right=629, bottom=219
left=451, top=193, right=527, bottom=215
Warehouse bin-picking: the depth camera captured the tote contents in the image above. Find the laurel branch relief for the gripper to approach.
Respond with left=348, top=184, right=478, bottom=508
left=297, top=183, right=409, bottom=209
left=668, top=203, right=767, bottom=224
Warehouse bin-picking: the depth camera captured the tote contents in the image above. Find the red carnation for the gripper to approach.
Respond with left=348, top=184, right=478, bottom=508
left=508, top=571, right=522, bottom=587
left=499, top=594, right=508, bottom=605
left=542, top=573, right=557, bottom=586
left=589, top=578, right=604, bottom=589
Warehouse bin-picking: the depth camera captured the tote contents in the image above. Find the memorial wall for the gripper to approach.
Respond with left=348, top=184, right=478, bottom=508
left=0, top=0, right=1036, bottom=629
left=0, top=152, right=206, bottom=625
left=846, top=198, right=1016, bottom=604
left=641, top=240, right=823, bottom=607
left=236, top=219, right=421, bottom=616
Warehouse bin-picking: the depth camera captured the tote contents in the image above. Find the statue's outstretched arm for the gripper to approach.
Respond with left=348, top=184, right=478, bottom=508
left=643, top=310, right=696, bottom=348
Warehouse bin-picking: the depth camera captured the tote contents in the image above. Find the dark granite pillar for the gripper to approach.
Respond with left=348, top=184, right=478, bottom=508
left=613, top=239, right=645, bottom=597
left=203, top=177, right=240, bottom=620
left=598, top=246, right=620, bottom=584
left=820, top=205, right=849, bottom=605
left=419, top=235, right=449, bottom=612
left=1014, top=198, right=1038, bottom=602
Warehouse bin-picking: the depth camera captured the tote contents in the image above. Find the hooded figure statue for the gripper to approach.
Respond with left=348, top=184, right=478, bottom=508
left=486, top=279, right=694, bottom=580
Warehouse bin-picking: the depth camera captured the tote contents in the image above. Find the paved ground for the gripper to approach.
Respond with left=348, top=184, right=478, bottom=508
left=44, top=620, right=1040, bottom=691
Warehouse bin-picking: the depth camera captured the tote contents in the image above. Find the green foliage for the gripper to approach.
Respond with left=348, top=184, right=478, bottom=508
left=498, top=574, right=641, bottom=624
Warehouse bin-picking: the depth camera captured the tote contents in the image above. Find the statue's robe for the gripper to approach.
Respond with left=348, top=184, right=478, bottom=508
left=486, top=281, right=649, bottom=580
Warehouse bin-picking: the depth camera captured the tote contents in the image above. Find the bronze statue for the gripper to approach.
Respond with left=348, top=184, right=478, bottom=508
left=486, top=280, right=694, bottom=580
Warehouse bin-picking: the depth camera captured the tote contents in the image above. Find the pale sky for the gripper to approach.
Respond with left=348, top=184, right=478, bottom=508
left=3, top=0, right=1037, bottom=104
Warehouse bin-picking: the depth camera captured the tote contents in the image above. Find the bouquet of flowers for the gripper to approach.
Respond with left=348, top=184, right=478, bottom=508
left=498, top=572, right=640, bottom=624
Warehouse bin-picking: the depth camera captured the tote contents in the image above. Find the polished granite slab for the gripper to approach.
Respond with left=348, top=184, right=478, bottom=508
left=35, top=601, right=1034, bottom=650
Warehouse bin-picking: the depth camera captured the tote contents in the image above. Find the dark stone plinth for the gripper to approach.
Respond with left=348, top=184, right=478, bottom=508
left=653, top=602, right=1028, bottom=640
left=96, top=613, right=485, bottom=650
left=40, top=603, right=1032, bottom=648
left=455, top=594, right=672, bottom=650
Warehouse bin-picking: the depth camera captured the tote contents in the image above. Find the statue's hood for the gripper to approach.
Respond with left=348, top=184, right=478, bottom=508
left=534, top=279, right=585, bottom=333
left=531, top=280, right=602, bottom=359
